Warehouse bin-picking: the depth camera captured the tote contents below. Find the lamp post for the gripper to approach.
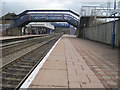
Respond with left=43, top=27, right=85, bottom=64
left=112, top=0, right=116, bottom=48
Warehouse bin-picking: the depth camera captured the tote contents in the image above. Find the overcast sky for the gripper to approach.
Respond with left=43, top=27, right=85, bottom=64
left=0, top=0, right=120, bottom=16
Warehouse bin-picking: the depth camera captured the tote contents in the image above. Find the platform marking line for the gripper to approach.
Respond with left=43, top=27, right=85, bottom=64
left=20, top=36, right=62, bottom=89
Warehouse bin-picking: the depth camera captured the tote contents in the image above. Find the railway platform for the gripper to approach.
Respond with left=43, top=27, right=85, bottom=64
left=21, top=35, right=118, bottom=89
left=0, top=35, right=46, bottom=40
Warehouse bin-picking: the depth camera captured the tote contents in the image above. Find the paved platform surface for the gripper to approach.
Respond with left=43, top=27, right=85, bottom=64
left=29, top=35, right=118, bottom=88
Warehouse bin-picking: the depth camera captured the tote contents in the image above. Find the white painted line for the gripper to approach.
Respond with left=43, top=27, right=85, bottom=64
left=20, top=36, right=62, bottom=89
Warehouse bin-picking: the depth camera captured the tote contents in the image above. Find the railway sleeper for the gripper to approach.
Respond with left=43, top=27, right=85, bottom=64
left=24, top=56, right=44, bottom=60
left=2, top=81, right=21, bottom=87
left=20, top=58, right=39, bottom=62
left=9, top=66, right=32, bottom=70
left=2, top=75, right=25, bottom=80
left=22, top=58, right=40, bottom=61
left=12, top=64, right=33, bottom=68
left=2, top=77, right=22, bottom=82
left=2, top=72, right=26, bottom=77
left=2, top=84, right=17, bottom=89
left=2, top=71, right=26, bottom=75
left=21, top=53, right=45, bottom=60
left=19, top=60, right=38, bottom=64
left=2, top=72, right=28, bottom=79
left=16, top=62, right=36, bottom=66
left=4, top=68, right=30, bottom=73
left=2, top=80, right=20, bottom=86
left=24, top=54, right=43, bottom=58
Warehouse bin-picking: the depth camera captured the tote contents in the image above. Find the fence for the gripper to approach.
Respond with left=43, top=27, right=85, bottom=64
left=83, top=19, right=120, bottom=47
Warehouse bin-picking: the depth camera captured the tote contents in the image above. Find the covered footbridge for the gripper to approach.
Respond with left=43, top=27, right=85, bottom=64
left=13, top=10, right=79, bottom=28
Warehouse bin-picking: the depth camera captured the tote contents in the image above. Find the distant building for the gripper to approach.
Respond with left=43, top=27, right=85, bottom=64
left=0, top=13, right=16, bottom=25
left=1, top=13, right=16, bottom=20
left=0, top=13, right=16, bottom=35
left=23, top=22, right=54, bottom=35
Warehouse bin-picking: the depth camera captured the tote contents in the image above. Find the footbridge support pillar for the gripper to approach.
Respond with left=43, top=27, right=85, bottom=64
left=77, top=16, right=95, bottom=38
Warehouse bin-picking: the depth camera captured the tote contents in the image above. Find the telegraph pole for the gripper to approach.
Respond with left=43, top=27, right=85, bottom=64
left=111, top=0, right=116, bottom=48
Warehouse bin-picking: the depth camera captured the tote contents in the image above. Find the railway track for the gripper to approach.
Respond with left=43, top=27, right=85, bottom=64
left=1, top=35, right=51, bottom=57
left=1, top=34, right=62, bottom=89
left=1, top=35, right=56, bottom=67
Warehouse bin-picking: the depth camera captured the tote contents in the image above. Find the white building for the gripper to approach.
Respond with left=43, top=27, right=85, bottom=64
left=22, top=22, right=54, bottom=35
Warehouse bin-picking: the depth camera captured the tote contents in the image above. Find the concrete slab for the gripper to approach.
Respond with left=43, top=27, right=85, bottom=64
left=41, top=60, right=67, bottom=70
left=80, top=83, right=105, bottom=88
left=68, top=75, right=90, bottom=83
left=69, top=82, right=81, bottom=88
left=31, top=69, right=68, bottom=87
left=87, top=75, right=101, bottom=83
left=48, top=55, right=66, bottom=61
